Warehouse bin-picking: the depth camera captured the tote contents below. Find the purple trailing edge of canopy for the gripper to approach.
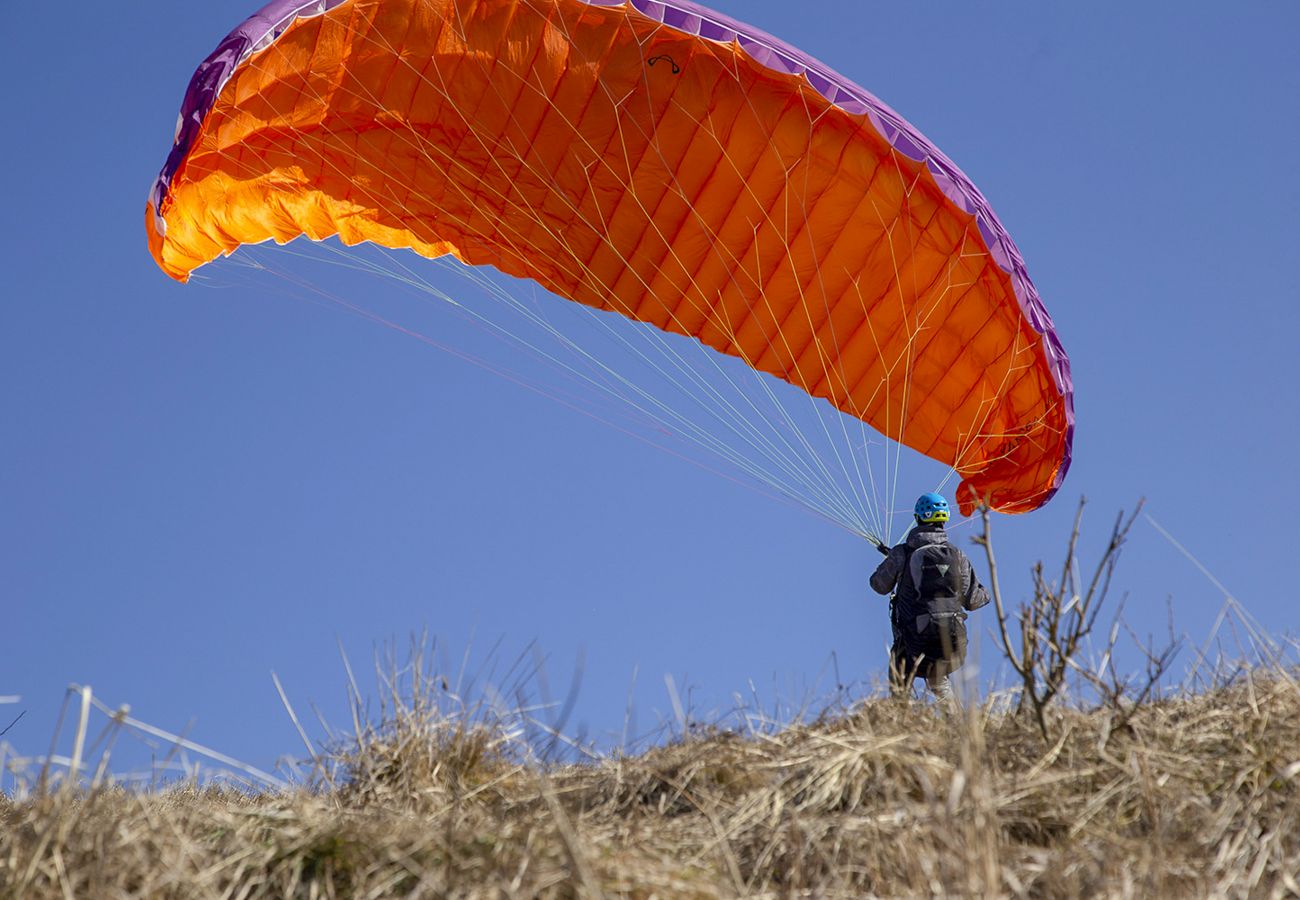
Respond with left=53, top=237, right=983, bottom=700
left=149, top=0, right=1075, bottom=506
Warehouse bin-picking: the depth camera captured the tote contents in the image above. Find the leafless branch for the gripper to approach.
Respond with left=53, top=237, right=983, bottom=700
left=975, top=497, right=1147, bottom=738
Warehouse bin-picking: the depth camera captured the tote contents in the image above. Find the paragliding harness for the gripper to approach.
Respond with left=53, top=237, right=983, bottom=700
left=879, top=541, right=968, bottom=682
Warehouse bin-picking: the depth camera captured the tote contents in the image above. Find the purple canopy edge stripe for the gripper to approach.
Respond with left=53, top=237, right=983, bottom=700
left=147, top=0, right=350, bottom=236
left=149, top=0, right=1073, bottom=502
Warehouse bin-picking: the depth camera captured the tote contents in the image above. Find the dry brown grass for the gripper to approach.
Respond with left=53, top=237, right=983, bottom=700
left=3, top=659, right=1299, bottom=899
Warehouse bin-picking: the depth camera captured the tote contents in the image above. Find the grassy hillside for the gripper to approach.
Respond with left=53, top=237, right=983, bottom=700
left=3, top=664, right=1298, bottom=898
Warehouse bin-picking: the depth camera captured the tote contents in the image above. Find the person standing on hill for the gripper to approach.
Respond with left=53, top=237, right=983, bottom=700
left=870, top=493, right=990, bottom=702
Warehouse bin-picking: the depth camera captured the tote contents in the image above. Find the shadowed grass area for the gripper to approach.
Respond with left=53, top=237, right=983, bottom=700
left=3, top=661, right=1298, bottom=898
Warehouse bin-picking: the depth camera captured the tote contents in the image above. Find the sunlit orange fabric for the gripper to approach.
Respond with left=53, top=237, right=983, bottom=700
left=148, top=0, right=1069, bottom=514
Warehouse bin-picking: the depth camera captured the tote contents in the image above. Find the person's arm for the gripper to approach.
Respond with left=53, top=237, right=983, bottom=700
left=870, top=546, right=906, bottom=595
left=960, top=553, right=990, bottom=610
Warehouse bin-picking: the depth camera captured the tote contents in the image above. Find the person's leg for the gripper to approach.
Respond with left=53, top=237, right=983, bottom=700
left=926, top=673, right=955, bottom=704
left=889, top=644, right=912, bottom=699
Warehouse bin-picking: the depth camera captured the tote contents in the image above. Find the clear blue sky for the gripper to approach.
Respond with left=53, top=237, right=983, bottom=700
left=3, top=2, right=1298, bottom=779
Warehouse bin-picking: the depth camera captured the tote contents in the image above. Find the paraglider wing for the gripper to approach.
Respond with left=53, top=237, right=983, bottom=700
left=147, top=0, right=1074, bottom=515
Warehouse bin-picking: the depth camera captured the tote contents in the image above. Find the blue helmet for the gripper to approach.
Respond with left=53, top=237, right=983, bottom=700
left=914, top=492, right=950, bottom=525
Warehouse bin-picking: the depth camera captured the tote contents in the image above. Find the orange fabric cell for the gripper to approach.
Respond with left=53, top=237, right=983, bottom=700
left=147, top=0, right=1070, bottom=514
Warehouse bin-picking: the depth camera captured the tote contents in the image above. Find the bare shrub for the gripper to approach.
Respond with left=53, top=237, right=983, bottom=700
left=974, top=497, right=1179, bottom=739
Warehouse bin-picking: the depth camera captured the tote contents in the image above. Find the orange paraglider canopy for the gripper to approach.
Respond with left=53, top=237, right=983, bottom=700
left=148, top=0, right=1073, bottom=515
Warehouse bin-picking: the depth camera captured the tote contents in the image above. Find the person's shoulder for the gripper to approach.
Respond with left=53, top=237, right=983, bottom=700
left=951, top=541, right=977, bottom=563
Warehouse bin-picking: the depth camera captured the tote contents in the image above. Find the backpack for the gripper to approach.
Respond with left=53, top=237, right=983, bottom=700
left=898, top=543, right=968, bottom=666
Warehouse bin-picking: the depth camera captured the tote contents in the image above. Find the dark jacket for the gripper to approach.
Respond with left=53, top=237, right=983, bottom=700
left=870, top=525, right=990, bottom=656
